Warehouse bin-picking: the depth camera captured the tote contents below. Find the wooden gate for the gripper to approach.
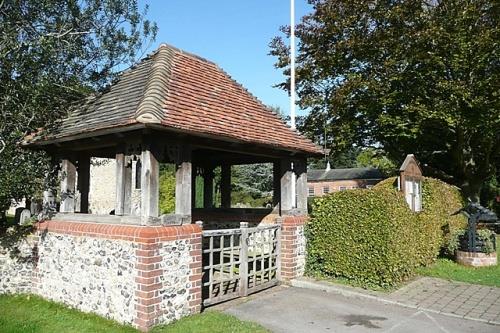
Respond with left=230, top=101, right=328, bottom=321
left=201, top=222, right=281, bottom=306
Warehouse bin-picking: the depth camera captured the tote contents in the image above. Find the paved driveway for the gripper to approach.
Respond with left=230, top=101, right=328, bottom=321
left=387, top=277, right=500, bottom=323
left=226, top=287, right=499, bottom=333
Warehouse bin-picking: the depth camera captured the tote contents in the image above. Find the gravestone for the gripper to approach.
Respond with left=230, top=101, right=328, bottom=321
left=14, top=207, right=25, bottom=224
left=19, top=209, right=32, bottom=225
left=42, top=190, right=57, bottom=214
left=30, top=200, right=42, bottom=215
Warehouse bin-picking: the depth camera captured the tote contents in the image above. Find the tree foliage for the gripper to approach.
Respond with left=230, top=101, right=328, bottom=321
left=159, top=166, right=175, bottom=215
left=270, top=0, right=499, bottom=200
left=232, top=164, right=273, bottom=199
left=0, top=0, right=157, bottom=220
left=356, top=148, right=397, bottom=177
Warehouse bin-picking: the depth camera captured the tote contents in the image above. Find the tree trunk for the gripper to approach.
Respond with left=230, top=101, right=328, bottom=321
left=461, top=178, right=483, bottom=203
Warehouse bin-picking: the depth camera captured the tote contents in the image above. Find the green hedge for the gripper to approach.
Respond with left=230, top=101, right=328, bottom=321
left=375, top=177, right=466, bottom=261
left=307, top=177, right=466, bottom=288
left=415, top=178, right=466, bottom=257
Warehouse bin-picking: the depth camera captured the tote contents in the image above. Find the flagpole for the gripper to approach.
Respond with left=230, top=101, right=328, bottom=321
left=290, top=0, right=296, bottom=208
left=290, top=0, right=296, bottom=130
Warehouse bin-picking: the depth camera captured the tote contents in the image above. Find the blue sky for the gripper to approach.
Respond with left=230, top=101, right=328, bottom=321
left=138, top=0, right=313, bottom=116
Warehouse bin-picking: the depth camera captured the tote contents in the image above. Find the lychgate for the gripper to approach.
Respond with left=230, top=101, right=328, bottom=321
left=14, top=43, right=322, bottom=332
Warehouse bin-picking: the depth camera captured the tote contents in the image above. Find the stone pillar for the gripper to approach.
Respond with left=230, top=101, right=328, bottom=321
left=175, top=145, right=192, bottom=216
left=60, top=159, right=76, bottom=213
left=280, top=215, right=307, bottom=281
left=140, top=145, right=160, bottom=224
left=77, top=155, right=90, bottom=213
left=203, top=166, right=214, bottom=209
left=280, top=159, right=294, bottom=213
left=221, top=163, right=231, bottom=208
left=295, top=158, right=308, bottom=214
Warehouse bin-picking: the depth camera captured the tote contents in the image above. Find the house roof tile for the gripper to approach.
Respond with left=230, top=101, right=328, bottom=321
left=308, top=167, right=384, bottom=181
left=27, top=44, right=322, bottom=156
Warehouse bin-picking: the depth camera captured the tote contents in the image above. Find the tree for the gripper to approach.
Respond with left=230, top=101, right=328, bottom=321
left=159, top=165, right=176, bottom=215
left=356, top=148, right=397, bottom=177
left=232, top=163, right=273, bottom=200
left=0, top=0, right=157, bottom=222
left=270, top=0, right=499, bottom=201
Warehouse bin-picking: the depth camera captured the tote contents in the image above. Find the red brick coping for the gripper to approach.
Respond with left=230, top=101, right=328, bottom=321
left=36, top=220, right=201, bottom=242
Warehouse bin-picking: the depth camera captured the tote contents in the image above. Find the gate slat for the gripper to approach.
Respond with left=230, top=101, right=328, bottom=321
left=202, top=223, right=281, bottom=307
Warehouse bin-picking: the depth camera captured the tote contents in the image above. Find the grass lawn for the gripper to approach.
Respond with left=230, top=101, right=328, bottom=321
left=417, top=236, right=500, bottom=287
left=0, top=294, right=268, bottom=333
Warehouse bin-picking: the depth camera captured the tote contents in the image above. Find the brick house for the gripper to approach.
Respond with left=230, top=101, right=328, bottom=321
left=307, top=167, right=384, bottom=197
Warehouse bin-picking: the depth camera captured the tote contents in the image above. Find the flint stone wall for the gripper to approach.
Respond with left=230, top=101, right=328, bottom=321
left=156, top=239, right=193, bottom=323
left=0, top=237, right=36, bottom=294
left=295, top=224, right=306, bottom=277
left=0, top=221, right=202, bottom=332
left=36, top=233, right=139, bottom=324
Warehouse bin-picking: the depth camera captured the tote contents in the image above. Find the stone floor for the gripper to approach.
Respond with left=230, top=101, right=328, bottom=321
left=291, top=276, right=500, bottom=326
left=386, top=277, right=500, bottom=324
left=225, top=286, right=499, bottom=333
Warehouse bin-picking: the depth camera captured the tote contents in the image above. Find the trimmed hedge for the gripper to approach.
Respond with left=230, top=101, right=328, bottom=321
left=375, top=177, right=466, bottom=261
left=307, top=177, right=466, bottom=288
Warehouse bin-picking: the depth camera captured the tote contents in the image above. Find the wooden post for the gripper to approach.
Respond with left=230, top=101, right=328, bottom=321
left=124, top=156, right=132, bottom=215
left=115, top=152, right=126, bottom=216
left=141, top=145, right=160, bottom=223
left=60, top=159, right=76, bottom=213
left=175, top=145, right=192, bottom=216
left=77, top=155, right=90, bottom=213
left=221, top=163, right=231, bottom=208
left=239, top=222, right=249, bottom=297
left=203, top=166, right=214, bottom=209
left=280, top=159, right=294, bottom=213
left=272, top=161, right=281, bottom=210
left=295, top=158, right=308, bottom=214
left=276, top=217, right=283, bottom=281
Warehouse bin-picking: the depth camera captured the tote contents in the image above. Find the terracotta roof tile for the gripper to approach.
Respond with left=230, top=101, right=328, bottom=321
left=28, top=44, right=322, bottom=155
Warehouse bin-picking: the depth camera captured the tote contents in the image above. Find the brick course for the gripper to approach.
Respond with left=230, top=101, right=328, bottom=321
left=456, top=250, right=497, bottom=267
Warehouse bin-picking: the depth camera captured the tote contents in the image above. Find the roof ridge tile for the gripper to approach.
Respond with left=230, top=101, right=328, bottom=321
left=134, top=46, right=174, bottom=124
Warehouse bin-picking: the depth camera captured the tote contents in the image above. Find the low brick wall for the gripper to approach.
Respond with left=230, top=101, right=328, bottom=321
left=0, top=221, right=202, bottom=332
left=280, top=216, right=307, bottom=281
left=456, top=250, right=497, bottom=267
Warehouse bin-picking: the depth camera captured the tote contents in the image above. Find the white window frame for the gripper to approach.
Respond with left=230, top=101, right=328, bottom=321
left=308, top=187, right=315, bottom=197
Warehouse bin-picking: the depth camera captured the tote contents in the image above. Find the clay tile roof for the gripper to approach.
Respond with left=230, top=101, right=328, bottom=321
left=26, top=43, right=322, bottom=155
